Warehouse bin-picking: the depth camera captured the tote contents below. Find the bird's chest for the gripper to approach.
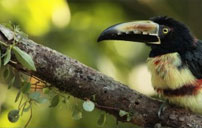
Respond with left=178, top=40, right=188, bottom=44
left=147, top=53, right=196, bottom=89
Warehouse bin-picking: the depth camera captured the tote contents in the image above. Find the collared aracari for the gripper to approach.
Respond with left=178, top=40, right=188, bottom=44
left=97, top=16, right=202, bottom=114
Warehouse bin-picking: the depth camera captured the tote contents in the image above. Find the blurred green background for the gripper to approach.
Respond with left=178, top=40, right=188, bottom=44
left=0, top=0, right=202, bottom=127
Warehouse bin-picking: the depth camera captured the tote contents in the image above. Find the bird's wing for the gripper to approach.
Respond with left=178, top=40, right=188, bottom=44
left=181, top=41, right=202, bottom=79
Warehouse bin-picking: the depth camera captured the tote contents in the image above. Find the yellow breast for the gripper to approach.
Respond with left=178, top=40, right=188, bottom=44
left=147, top=52, right=196, bottom=89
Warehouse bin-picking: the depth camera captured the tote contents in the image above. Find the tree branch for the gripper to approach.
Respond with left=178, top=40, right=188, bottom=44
left=0, top=25, right=202, bottom=128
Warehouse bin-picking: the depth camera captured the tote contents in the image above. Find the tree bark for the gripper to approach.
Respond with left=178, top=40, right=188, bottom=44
left=0, top=25, right=202, bottom=128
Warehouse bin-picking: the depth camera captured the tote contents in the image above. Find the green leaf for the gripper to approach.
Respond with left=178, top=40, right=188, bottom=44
left=15, top=90, right=21, bottom=103
left=28, top=92, right=48, bottom=104
left=13, top=72, right=22, bottom=88
left=23, top=104, right=31, bottom=112
left=29, top=92, right=40, bottom=101
left=119, top=110, right=129, bottom=117
left=12, top=46, right=36, bottom=71
left=3, top=67, right=10, bottom=81
left=8, top=76, right=15, bottom=89
left=20, top=72, right=30, bottom=82
left=49, top=95, right=60, bottom=108
left=97, top=113, right=106, bottom=126
left=3, top=47, right=11, bottom=65
left=43, top=88, right=50, bottom=94
left=3, top=66, right=15, bottom=85
left=126, top=114, right=132, bottom=122
left=72, top=109, right=82, bottom=120
left=83, top=100, right=95, bottom=112
left=8, top=110, right=19, bottom=123
left=37, top=97, right=48, bottom=104
left=21, top=82, right=31, bottom=93
left=62, top=96, right=70, bottom=104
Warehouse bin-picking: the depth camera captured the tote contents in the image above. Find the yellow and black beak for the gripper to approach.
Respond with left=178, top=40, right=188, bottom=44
left=97, top=20, right=160, bottom=44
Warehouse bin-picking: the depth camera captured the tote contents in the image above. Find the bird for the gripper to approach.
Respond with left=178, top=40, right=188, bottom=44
left=97, top=16, right=202, bottom=114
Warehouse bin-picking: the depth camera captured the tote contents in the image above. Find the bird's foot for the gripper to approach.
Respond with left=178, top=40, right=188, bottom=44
left=158, top=100, right=168, bottom=118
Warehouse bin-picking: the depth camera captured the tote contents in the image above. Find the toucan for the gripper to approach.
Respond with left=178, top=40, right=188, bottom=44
left=97, top=16, right=202, bottom=114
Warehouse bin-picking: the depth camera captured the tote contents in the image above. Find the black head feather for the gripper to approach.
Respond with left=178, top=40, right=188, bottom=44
left=149, top=16, right=195, bottom=57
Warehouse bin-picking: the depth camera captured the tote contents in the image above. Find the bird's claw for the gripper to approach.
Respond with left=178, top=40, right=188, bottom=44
left=158, top=100, right=168, bottom=118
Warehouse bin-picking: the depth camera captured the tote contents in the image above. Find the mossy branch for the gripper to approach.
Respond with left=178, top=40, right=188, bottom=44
left=0, top=25, right=202, bottom=128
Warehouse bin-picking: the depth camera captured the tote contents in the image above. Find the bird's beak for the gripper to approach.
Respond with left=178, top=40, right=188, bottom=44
left=97, top=20, right=160, bottom=44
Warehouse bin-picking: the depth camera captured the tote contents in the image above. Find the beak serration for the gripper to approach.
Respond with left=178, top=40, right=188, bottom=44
left=97, top=20, right=160, bottom=44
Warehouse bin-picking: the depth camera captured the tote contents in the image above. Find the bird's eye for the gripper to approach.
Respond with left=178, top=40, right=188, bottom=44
left=162, top=28, right=169, bottom=34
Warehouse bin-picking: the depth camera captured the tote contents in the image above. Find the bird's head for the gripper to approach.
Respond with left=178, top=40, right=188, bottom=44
left=98, top=16, right=195, bottom=57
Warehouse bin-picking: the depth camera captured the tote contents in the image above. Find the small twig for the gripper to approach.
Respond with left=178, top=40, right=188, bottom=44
left=0, top=40, right=9, bottom=47
left=20, top=101, right=27, bottom=116
left=18, top=95, right=23, bottom=110
left=24, top=101, right=32, bottom=128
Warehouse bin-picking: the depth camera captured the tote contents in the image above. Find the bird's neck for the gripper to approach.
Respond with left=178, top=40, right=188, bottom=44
left=149, top=37, right=198, bottom=57
left=149, top=44, right=197, bottom=58
left=149, top=48, right=175, bottom=57
left=147, top=52, right=196, bottom=89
